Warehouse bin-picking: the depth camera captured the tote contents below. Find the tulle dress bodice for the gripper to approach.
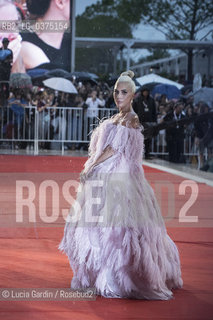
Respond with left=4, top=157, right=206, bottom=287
left=84, top=118, right=144, bottom=174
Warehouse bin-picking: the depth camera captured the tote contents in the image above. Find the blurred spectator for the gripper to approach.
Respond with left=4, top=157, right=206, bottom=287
left=179, top=100, right=186, bottom=115
left=163, top=102, right=185, bottom=163
left=185, top=104, right=195, bottom=158
left=0, top=38, right=13, bottom=101
left=86, top=90, right=105, bottom=118
left=7, top=89, right=27, bottom=148
left=133, top=87, right=157, bottom=159
left=159, top=94, right=168, bottom=105
left=105, top=91, right=116, bottom=109
left=78, top=83, right=88, bottom=101
left=193, top=104, right=200, bottom=115
left=50, top=108, right=67, bottom=150
left=69, top=94, right=88, bottom=150
left=36, top=91, right=50, bottom=146
left=157, top=104, right=167, bottom=152
left=165, top=101, right=174, bottom=114
left=194, top=103, right=213, bottom=168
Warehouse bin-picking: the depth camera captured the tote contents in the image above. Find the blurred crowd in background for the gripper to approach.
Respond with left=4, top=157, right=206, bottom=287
left=0, top=0, right=213, bottom=172
left=0, top=72, right=213, bottom=171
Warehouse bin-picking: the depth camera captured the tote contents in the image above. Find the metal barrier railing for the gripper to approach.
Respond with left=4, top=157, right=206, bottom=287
left=0, top=105, right=204, bottom=160
left=0, top=106, right=117, bottom=155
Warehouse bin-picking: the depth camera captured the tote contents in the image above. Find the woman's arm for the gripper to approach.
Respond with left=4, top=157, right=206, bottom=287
left=92, top=145, right=115, bottom=167
left=81, top=145, right=115, bottom=180
left=88, top=145, right=115, bottom=171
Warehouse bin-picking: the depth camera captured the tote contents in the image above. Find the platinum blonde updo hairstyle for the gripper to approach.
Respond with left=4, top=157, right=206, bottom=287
left=114, top=70, right=136, bottom=93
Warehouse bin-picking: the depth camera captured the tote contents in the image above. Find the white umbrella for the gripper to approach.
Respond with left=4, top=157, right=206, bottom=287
left=136, top=74, right=183, bottom=90
left=43, top=77, right=78, bottom=94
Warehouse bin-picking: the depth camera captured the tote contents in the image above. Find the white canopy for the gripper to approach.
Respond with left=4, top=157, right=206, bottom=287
left=136, top=74, right=183, bottom=90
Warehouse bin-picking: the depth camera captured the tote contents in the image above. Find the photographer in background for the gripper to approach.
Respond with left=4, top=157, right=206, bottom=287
left=0, top=38, right=13, bottom=101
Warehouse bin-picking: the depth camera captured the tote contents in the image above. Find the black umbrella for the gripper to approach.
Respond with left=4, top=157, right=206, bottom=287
left=27, top=68, right=49, bottom=86
left=28, top=68, right=72, bottom=86
left=69, top=71, right=98, bottom=85
left=46, top=69, right=71, bottom=78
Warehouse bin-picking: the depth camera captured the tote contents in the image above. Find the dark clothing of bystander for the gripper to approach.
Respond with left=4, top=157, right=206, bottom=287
left=164, top=110, right=185, bottom=163
left=133, top=90, right=157, bottom=159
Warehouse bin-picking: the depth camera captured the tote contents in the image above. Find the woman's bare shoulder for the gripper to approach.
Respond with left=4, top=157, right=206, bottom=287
left=21, top=42, right=49, bottom=69
left=109, top=111, right=141, bottom=129
left=125, top=111, right=141, bottom=129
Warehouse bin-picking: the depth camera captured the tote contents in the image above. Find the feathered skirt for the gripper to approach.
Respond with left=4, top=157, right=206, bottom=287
left=59, top=153, right=183, bottom=300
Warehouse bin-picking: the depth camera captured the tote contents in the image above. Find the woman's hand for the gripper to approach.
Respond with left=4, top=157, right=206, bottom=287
left=80, top=145, right=115, bottom=183
left=80, top=164, right=95, bottom=184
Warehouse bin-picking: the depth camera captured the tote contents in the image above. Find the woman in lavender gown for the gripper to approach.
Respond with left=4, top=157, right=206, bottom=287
left=59, top=71, right=183, bottom=300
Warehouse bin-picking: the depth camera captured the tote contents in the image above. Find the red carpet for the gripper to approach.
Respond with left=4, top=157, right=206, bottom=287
left=0, top=155, right=213, bottom=319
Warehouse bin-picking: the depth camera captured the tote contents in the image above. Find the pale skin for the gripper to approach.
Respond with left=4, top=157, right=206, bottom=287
left=82, top=82, right=140, bottom=177
left=20, top=0, right=70, bottom=70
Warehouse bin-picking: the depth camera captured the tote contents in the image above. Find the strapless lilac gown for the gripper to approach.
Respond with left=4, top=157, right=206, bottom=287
left=59, top=118, right=183, bottom=300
